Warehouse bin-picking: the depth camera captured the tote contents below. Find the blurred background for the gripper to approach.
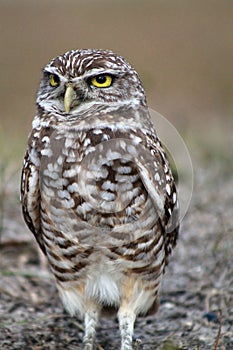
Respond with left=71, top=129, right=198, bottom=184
left=0, top=0, right=232, bottom=165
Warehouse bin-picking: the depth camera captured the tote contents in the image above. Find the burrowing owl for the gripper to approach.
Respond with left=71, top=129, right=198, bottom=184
left=21, top=49, right=179, bottom=350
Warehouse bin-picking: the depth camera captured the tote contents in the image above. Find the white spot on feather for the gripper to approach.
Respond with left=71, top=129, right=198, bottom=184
left=173, top=192, right=177, bottom=203
left=154, top=172, right=160, bottom=181
left=67, top=182, right=79, bottom=193
left=166, top=183, right=171, bottom=196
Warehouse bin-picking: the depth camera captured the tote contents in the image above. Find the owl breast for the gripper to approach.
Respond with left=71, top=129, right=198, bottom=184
left=36, top=120, right=165, bottom=312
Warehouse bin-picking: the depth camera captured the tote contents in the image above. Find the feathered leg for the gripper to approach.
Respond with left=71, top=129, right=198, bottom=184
left=83, top=301, right=101, bottom=350
left=118, top=304, right=136, bottom=350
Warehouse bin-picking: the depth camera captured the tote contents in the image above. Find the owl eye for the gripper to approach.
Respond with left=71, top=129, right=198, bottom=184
left=49, top=74, right=60, bottom=87
left=91, top=75, right=113, bottom=88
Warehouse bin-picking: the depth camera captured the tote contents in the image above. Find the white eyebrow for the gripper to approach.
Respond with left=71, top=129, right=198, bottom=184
left=44, top=66, right=59, bottom=75
left=44, top=66, right=124, bottom=84
left=81, top=68, right=124, bottom=80
left=43, top=67, right=68, bottom=83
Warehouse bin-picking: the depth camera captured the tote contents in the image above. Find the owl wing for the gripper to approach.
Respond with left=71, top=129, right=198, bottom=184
left=140, top=132, right=179, bottom=260
left=21, top=151, right=46, bottom=254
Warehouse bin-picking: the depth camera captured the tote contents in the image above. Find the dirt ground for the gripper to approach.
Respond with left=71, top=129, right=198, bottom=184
left=0, top=156, right=232, bottom=350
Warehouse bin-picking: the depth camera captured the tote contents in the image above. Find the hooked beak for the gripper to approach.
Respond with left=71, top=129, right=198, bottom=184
left=64, top=85, right=77, bottom=113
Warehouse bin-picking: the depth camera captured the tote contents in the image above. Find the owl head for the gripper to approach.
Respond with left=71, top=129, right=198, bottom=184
left=36, top=49, right=147, bottom=116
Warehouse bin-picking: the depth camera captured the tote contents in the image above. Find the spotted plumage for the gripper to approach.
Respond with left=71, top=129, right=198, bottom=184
left=21, top=49, right=179, bottom=350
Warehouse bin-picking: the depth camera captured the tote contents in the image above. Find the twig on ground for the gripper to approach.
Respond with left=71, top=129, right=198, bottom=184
left=96, top=344, right=105, bottom=350
left=213, top=309, right=222, bottom=350
left=0, top=269, right=52, bottom=279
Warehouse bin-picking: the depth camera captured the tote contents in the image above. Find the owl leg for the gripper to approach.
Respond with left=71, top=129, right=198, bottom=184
left=118, top=305, right=136, bottom=350
left=83, top=301, right=101, bottom=350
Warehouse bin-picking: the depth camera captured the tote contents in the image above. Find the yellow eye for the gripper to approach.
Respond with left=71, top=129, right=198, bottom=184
left=49, top=74, right=60, bottom=87
left=91, top=75, right=113, bottom=88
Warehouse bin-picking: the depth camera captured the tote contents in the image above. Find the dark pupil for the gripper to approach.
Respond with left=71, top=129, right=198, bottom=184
left=53, top=74, right=60, bottom=84
left=96, top=75, right=107, bottom=84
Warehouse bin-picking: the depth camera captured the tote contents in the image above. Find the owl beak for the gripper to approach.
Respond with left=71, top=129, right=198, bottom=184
left=64, top=85, right=76, bottom=113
